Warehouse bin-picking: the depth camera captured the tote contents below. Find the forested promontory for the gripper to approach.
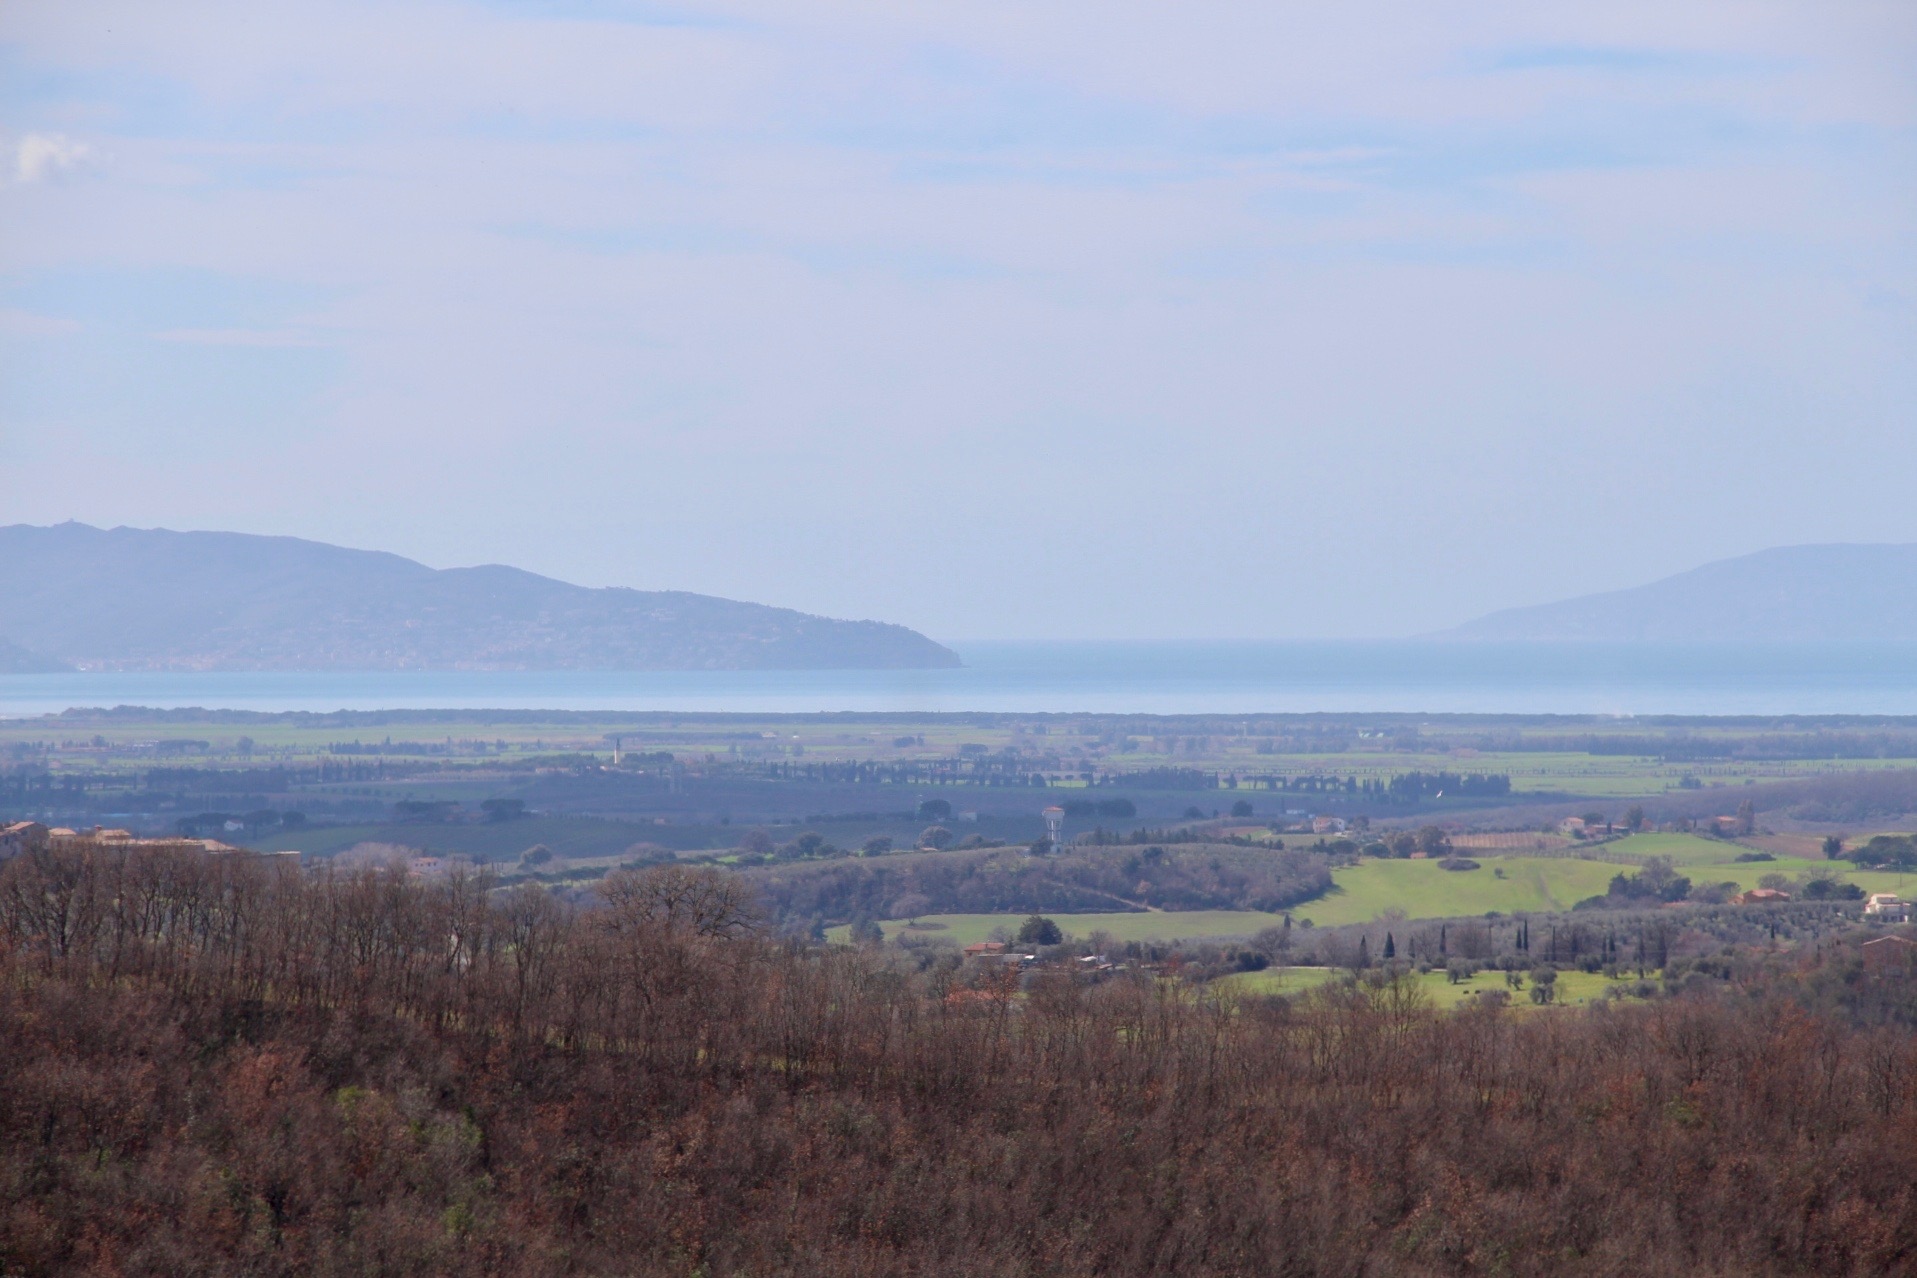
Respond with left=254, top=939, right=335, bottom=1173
left=0, top=523, right=957, bottom=671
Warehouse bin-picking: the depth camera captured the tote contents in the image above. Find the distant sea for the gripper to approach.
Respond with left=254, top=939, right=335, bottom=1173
left=8, top=642, right=1917, bottom=718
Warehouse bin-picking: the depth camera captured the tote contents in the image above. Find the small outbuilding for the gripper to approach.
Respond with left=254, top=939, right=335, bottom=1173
left=0, top=821, right=48, bottom=860
left=1863, top=934, right=1917, bottom=972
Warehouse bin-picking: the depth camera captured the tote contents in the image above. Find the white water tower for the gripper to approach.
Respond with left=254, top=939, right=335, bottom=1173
left=1042, top=805, right=1065, bottom=847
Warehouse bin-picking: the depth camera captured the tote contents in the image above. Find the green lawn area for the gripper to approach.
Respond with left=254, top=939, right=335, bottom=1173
left=1210, top=967, right=1343, bottom=998
left=1848, top=870, right=1917, bottom=899
left=1213, top=966, right=1643, bottom=1009
left=1606, top=833, right=1917, bottom=896
left=1679, top=858, right=1832, bottom=890
left=1299, top=856, right=1620, bottom=926
left=1608, top=832, right=1766, bottom=865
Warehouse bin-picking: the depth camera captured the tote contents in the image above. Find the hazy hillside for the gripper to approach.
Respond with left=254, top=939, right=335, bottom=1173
left=0, top=523, right=959, bottom=672
left=1440, top=544, right=1917, bottom=641
left=0, top=638, right=69, bottom=673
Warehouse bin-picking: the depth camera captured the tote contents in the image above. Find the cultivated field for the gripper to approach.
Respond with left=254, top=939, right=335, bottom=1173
left=1449, top=831, right=1574, bottom=852
left=1213, top=966, right=1646, bottom=1009
left=856, top=910, right=1290, bottom=946
left=1300, top=856, right=1620, bottom=926
left=840, top=831, right=1917, bottom=941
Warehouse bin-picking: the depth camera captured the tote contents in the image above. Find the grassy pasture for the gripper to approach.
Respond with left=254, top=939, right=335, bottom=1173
left=1606, top=832, right=1765, bottom=865
left=1299, top=856, right=1620, bottom=926
left=1848, top=870, right=1917, bottom=899
left=1210, top=967, right=1343, bottom=998
left=1214, top=966, right=1643, bottom=1010
left=1450, top=831, right=1574, bottom=852
left=846, top=835, right=1913, bottom=942
left=251, top=816, right=658, bottom=864
left=849, top=910, right=1293, bottom=947
left=848, top=858, right=1627, bottom=941
left=15, top=710, right=1917, bottom=799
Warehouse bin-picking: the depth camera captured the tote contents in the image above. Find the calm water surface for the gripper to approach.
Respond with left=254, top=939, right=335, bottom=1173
left=7, top=642, right=1917, bottom=716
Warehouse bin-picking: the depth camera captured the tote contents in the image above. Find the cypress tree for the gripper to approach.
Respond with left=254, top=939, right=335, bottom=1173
left=1383, top=932, right=1396, bottom=960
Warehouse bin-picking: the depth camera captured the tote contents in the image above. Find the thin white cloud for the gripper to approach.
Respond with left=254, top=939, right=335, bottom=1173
left=152, top=327, right=328, bottom=348
left=13, top=132, right=93, bottom=184
left=0, top=308, right=80, bottom=335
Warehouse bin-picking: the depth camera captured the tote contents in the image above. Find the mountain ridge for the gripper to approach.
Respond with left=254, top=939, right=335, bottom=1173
left=1437, top=543, right=1917, bottom=641
left=0, top=523, right=959, bottom=671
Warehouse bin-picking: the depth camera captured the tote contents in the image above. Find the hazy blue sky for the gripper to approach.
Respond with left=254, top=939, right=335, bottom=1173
left=3, top=2, right=1913, bottom=641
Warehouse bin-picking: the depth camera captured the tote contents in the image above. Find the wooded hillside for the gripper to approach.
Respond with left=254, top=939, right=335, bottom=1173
left=2, top=844, right=1914, bottom=1275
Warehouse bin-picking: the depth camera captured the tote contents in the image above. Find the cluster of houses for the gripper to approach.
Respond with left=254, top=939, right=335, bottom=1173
left=1724, top=887, right=1912, bottom=920
left=0, top=820, right=257, bottom=861
left=0, top=823, right=482, bottom=887
left=962, top=941, right=1032, bottom=964
left=1556, top=814, right=1760, bottom=839
left=961, top=940, right=1118, bottom=972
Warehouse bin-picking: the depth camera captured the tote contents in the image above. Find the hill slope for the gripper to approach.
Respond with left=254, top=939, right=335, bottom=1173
left=0, top=523, right=959, bottom=671
left=0, top=637, right=70, bottom=673
left=1439, top=544, right=1917, bottom=641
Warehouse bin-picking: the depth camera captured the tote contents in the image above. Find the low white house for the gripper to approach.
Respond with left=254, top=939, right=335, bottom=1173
left=1864, top=893, right=1912, bottom=923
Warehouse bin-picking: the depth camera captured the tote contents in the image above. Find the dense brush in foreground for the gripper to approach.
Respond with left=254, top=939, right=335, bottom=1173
left=2, top=847, right=1915, bottom=1276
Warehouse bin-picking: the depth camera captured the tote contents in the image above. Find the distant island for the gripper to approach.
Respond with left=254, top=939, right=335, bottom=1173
left=1438, top=544, right=1917, bottom=642
left=0, top=523, right=960, bottom=672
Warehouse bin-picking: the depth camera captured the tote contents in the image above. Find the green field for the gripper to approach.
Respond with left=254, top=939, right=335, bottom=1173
left=1214, top=966, right=1642, bottom=1009
left=1848, top=870, right=1917, bottom=898
left=251, top=816, right=657, bottom=863
left=1299, top=856, right=1621, bottom=926
left=852, top=910, right=1293, bottom=946
left=1210, top=967, right=1343, bottom=998
left=1295, top=835, right=1900, bottom=926
left=1610, top=832, right=1780, bottom=866
left=841, top=832, right=1914, bottom=945
left=1610, top=832, right=1917, bottom=896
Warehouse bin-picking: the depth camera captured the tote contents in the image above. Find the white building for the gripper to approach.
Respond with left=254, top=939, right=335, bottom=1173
left=1864, top=893, right=1911, bottom=923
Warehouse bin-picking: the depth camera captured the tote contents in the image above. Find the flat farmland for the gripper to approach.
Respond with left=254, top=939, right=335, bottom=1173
left=1451, top=831, right=1575, bottom=852
left=1213, top=967, right=1645, bottom=1009
left=1171, top=751, right=1917, bottom=799
left=1604, top=832, right=1749, bottom=865
left=250, top=816, right=664, bottom=863
left=1300, top=856, right=1620, bottom=926
left=849, top=910, right=1292, bottom=946
left=1848, top=869, right=1917, bottom=898
left=843, top=836, right=1909, bottom=941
